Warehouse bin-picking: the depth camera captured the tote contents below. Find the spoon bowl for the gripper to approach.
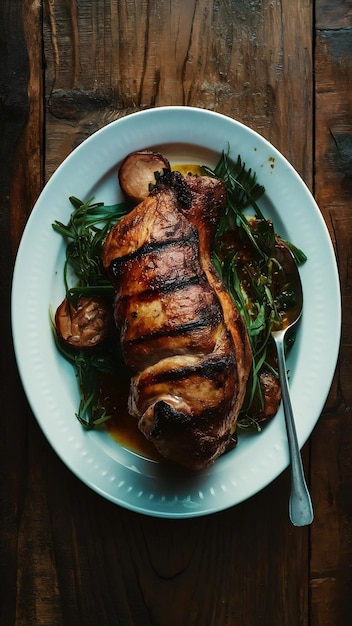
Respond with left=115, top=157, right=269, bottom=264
left=271, top=243, right=314, bottom=527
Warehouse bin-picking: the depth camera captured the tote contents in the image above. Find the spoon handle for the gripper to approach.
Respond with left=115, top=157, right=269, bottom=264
left=274, top=334, right=314, bottom=527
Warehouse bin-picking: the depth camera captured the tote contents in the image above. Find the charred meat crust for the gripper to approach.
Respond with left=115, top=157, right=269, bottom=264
left=151, top=169, right=193, bottom=210
left=149, top=400, right=233, bottom=438
left=150, top=401, right=192, bottom=438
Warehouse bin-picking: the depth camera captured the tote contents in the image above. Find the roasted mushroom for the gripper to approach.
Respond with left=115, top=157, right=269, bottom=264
left=55, top=296, right=111, bottom=350
left=118, top=150, right=171, bottom=203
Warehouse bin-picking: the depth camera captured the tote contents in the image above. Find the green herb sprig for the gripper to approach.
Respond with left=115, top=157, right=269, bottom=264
left=51, top=196, right=129, bottom=428
left=52, top=196, right=129, bottom=303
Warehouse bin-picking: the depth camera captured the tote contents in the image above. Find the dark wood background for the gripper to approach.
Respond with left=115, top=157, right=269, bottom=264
left=1, top=1, right=351, bottom=624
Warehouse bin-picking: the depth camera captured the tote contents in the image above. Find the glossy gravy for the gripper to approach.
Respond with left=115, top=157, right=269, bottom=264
left=102, top=371, right=161, bottom=460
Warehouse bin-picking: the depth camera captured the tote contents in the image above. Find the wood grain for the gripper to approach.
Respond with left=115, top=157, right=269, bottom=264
left=1, top=0, right=351, bottom=624
left=310, top=1, right=352, bottom=624
left=43, top=0, right=313, bottom=183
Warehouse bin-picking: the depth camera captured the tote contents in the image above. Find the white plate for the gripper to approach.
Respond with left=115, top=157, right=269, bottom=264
left=11, top=107, right=341, bottom=518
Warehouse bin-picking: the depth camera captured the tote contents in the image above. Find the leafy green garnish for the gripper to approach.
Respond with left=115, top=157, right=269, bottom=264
left=51, top=197, right=130, bottom=428
left=206, top=150, right=307, bottom=427
left=52, top=196, right=128, bottom=304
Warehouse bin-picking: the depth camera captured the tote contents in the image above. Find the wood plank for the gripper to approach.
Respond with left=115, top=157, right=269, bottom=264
left=311, top=1, right=352, bottom=624
left=10, top=0, right=44, bottom=253
left=43, top=0, right=313, bottom=184
left=0, top=0, right=33, bottom=624
left=0, top=0, right=61, bottom=624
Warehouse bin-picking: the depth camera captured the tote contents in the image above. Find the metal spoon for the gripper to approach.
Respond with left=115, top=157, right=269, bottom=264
left=271, top=243, right=314, bottom=527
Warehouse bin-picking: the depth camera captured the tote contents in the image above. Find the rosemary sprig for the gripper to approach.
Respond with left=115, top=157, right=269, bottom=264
left=51, top=196, right=129, bottom=428
left=52, top=196, right=128, bottom=302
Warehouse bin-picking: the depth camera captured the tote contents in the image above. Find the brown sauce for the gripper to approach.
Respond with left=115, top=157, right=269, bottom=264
left=101, top=371, right=161, bottom=461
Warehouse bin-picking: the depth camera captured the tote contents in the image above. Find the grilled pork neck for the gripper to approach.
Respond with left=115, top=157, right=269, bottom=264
left=102, top=170, right=252, bottom=470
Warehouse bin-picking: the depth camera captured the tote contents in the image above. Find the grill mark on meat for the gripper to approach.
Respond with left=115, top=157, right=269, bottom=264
left=110, top=237, right=202, bottom=300
left=115, top=282, right=223, bottom=346
left=110, top=233, right=198, bottom=278
left=122, top=322, right=224, bottom=370
left=116, top=273, right=202, bottom=300
left=124, top=317, right=218, bottom=345
left=117, top=282, right=221, bottom=322
left=140, top=353, right=234, bottom=386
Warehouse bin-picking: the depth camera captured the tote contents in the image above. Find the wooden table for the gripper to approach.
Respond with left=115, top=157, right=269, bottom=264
left=1, top=1, right=351, bottom=624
